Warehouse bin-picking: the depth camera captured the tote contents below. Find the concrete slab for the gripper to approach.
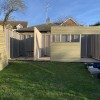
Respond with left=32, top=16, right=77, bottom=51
left=9, top=57, right=99, bottom=62
left=38, top=57, right=50, bottom=61
left=9, top=57, right=50, bottom=61
left=79, top=58, right=100, bottom=63
left=9, top=57, right=34, bottom=61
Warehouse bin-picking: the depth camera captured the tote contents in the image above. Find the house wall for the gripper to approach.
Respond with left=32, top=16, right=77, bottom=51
left=51, top=26, right=100, bottom=62
left=0, top=26, right=8, bottom=70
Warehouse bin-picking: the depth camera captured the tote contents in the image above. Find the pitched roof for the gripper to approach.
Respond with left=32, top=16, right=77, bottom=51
left=17, top=18, right=80, bottom=33
left=17, top=23, right=58, bottom=32
left=60, top=18, right=79, bottom=26
left=0, top=21, right=28, bottom=28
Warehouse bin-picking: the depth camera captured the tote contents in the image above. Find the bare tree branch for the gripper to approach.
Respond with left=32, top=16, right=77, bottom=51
left=1, top=0, right=26, bottom=30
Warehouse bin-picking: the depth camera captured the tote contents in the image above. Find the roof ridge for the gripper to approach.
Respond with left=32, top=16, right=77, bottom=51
left=60, top=18, right=79, bottom=26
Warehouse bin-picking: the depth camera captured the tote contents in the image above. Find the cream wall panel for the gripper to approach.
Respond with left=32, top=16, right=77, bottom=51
left=0, top=25, right=8, bottom=70
left=0, top=26, right=3, bottom=30
left=51, top=43, right=80, bottom=61
left=34, top=27, right=42, bottom=60
left=51, top=26, right=100, bottom=35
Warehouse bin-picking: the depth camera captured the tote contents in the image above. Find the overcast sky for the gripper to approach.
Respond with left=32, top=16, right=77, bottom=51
left=0, top=0, right=100, bottom=26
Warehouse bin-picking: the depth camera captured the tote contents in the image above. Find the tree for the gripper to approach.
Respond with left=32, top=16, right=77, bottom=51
left=1, top=0, right=26, bottom=30
left=90, top=22, right=100, bottom=26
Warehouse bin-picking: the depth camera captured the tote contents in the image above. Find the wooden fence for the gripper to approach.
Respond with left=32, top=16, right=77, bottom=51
left=0, top=26, right=8, bottom=70
left=5, top=29, right=34, bottom=59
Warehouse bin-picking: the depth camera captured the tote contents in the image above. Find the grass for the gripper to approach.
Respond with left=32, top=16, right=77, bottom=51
left=0, top=61, right=100, bottom=100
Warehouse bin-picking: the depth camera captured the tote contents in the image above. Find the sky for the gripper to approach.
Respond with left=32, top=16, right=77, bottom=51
left=0, top=0, right=100, bottom=26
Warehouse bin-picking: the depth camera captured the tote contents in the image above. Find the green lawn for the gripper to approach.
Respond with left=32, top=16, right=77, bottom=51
left=0, top=61, right=100, bottom=100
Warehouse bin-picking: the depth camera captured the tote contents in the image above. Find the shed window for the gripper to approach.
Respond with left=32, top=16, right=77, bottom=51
left=71, top=35, right=80, bottom=42
left=62, top=35, right=70, bottom=42
left=56, top=35, right=60, bottom=42
left=24, top=35, right=26, bottom=39
left=52, top=35, right=55, bottom=42
left=52, top=35, right=60, bottom=42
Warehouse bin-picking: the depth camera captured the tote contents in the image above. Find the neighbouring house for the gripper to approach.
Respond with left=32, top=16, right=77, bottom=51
left=4, top=18, right=100, bottom=62
left=0, top=21, right=28, bottom=30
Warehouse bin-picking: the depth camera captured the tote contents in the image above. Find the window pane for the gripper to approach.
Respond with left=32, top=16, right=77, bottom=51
left=24, top=35, right=26, bottom=39
left=42, top=35, right=45, bottom=48
left=52, top=35, right=55, bottom=42
left=62, top=35, right=70, bottom=42
left=29, top=35, right=31, bottom=38
left=71, top=35, right=80, bottom=42
left=56, top=35, right=60, bottom=42
left=42, top=35, right=45, bottom=56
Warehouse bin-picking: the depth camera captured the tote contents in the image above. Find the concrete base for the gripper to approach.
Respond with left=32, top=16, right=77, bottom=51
left=9, top=57, right=99, bottom=62
left=51, top=58, right=99, bottom=62
left=38, top=57, right=50, bottom=61
left=80, top=58, right=100, bottom=62
left=9, top=57, right=34, bottom=61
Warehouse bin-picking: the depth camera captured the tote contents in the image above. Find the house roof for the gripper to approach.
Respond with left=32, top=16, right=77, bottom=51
left=17, top=18, right=80, bottom=33
left=0, top=21, right=28, bottom=28
left=60, top=18, right=79, bottom=26
left=17, top=23, right=58, bottom=32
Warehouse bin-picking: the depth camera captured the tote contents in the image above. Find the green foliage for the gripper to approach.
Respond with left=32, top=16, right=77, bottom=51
left=0, top=61, right=100, bottom=100
left=0, top=0, right=26, bottom=29
left=90, top=22, right=100, bottom=26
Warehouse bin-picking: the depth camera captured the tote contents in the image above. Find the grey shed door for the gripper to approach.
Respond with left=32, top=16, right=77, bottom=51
left=81, top=35, right=92, bottom=58
left=45, top=35, right=50, bottom=56
left=42, top=35, right=50, bottom=57
left=81, top=35, right=87, bottom=58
